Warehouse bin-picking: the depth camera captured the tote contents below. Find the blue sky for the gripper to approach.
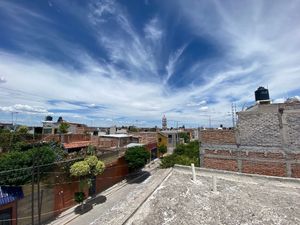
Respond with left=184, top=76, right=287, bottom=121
left=0, top=0, right=300, bottom=127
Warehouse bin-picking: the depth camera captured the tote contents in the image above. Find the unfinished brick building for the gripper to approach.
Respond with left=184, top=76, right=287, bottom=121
left=200, top=99, right=300, bottom=178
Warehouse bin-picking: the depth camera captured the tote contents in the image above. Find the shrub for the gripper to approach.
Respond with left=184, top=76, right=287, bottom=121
left=124, top=146, right=150, bottom=171
left=160, top=141, right=200, bottom=168
left=179, top=132, right=190, bottom=143
left=158, top=145, right=167, bottom=156
left=74, top=192, right=85, bottom=204
left=160, top=154, right=177, bottom=168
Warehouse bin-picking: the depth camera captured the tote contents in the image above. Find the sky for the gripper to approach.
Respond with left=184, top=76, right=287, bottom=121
left=0, top=0, right=300, bottom=128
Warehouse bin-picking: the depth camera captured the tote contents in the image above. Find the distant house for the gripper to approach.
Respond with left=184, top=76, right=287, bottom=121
left=99, top=134, right=139, bottom=148
left=157, top=130, right=180, bottom=153
left=42, top=116, right=87, bottom=135
left=0, top=123, right=14, bottom=131
left=0, top=186, right=24, bottom=225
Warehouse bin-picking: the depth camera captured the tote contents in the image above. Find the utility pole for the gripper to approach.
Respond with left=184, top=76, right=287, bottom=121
left=31, top=164, right=35, bottom=225
left=234, top=103, right=237, bottom=126
left=231, top=103, right=235, bottom=128
left=37, top=162, right=41, bottom=225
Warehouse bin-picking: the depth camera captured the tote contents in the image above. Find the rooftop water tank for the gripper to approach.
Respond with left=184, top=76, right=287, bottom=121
left=45, top=115, right=53, bottom=121
left=255, top=87, right=270, bottom=102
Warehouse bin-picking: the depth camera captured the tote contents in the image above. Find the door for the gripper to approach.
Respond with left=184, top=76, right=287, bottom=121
left=0, top=207, right=12, bottom=225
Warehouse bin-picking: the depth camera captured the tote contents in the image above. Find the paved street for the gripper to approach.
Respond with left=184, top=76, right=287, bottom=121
left=67, top=166, right=172, bottom=225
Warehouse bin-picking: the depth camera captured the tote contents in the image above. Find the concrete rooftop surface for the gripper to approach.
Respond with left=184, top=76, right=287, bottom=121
left=126, top=166, right=300, bottom=225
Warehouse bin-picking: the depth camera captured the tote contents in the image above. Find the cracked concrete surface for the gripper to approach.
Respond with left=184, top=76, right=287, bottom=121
left=127, top=168, right=300, bottom=225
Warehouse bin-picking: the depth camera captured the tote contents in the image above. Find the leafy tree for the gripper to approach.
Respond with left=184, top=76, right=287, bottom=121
left=87, top=144, right=96, bottom=156
left=124, top=146, right=150, bottom=171
left=58, top=122, right=70, bottom=134
left=158, top=145, right=167, bottom=156
left=179, top=132, right=190, bottom=143
left=17, top=126, right=28, bottom=134
left=0, top=145, right=58, bottom=185
left=160, top=141, right=200, bottom=168
left=70, top=156, right=105, bottom=204
left=174, top=144, right=185, bottom=155
left=128, top=126, right=138, bottom=132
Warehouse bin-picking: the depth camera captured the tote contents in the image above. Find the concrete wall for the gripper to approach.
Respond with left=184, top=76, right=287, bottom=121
left=17, top=185, right=54, bottom=225
left=237, top=103, right=300, bottom=149
left=200, top=102, right=300, bottom=178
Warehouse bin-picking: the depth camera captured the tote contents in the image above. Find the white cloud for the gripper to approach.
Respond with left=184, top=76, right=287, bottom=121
left=165, top=44, right=187, bottom=83
left=0, top=104, right=49, bottom=114
left=0, top=0, right=299, bottom=128
left=273, top=98, right=285, bottom=103
left=144, top=17, right=163, bottom=41
left=199, top=106, right=208, bottom=111
left=187, top=100, right=206, bottom=107
left=0, top=77, right=6, bottom=83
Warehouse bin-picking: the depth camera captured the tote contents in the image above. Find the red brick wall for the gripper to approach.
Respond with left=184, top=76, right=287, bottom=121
left=54, top=180, right=85, bottom=215
left=291, top=164, right=300, bottom=178
left=204, top=158, right=238, bottom=172
left=203, top=149, right=300, bottom=178
left=200, top=130, right=236, bottom=145
left=96, top=157, right=129, bottom=193
left=54, top=156, right=129, bottom=215
left=242, top=161, right=286, bottom=177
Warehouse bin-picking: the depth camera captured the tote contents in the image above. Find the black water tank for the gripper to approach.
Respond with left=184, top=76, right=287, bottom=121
left=45, top=115, right=53, bottom=121
left=255, top=87, right=270, bottom=101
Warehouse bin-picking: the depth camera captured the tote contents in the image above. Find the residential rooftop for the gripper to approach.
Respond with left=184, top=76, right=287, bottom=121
left=127, top=166, right=300, bottom=225
left=100, top=134, right=132, bottom=138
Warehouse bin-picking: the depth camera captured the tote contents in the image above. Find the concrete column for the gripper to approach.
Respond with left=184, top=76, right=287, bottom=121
left=191, top=163, right=196, bottom=181
left=212, top=176, right=217, bottom=192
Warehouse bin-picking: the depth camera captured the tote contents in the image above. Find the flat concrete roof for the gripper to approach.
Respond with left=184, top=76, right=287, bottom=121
left=125, top=143, right=144, bottom=148
left=127, top=166, right=300, bottom=225
left=100, top=134, right=132, bottom=138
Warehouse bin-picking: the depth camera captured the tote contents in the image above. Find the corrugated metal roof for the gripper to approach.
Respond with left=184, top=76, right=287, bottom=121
left=0, top=186, right=24, bottom=206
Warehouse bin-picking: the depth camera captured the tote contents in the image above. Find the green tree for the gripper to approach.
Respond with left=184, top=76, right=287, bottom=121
left=17, top=126, right=28, bottom=134
left=179, top=132, right=190, bottom=143
left=158, top=145, right=167, bottom=156
left=0, top=145, right=58, bottom=185
left=58, top=122, right=70, bottom=134
left=124, top=146, right=150, bottom=171
left=70, top=156, right=105, bottom=205
left=160, top=141, right=200, bottom=168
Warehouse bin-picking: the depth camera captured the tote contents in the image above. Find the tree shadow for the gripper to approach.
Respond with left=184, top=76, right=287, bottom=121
left=88, top=195, right=107, bottom=205
left=74, top=203, right=93, bottom=215
left=126, top=171, right=151, bottom=184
